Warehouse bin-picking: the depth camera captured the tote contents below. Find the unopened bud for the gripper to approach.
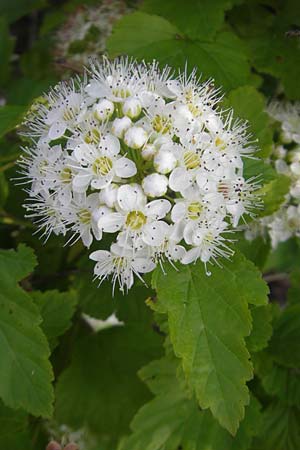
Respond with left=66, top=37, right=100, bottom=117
left=124, top=126, right=148, bottom=149
left=93, top=99, right=114, bottom=121
left=46, top=440, right=62, bottom=450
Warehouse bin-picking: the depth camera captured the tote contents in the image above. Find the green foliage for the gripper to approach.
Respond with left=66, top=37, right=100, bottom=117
left=1, top=0, right=300, bottom=448
left=151, top=252, right=269, bottom=434
left=0, top=245, right=54, bottom=417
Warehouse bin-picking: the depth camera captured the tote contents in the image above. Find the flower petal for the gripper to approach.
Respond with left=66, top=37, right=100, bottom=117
left=142, top=220, right=169, bottom=246
left=145, top=199, right=171, bottom=220
left=117, top=184, right=146, bottom=211
left=114, top=157, right=137, bottom=178
left=98, top=213, right=124, bottom=233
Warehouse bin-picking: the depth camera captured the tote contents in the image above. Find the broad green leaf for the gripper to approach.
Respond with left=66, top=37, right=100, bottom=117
left=257, top=402, right=300, bottom=450
left=31, top=290, right=78, bottom=350
left=246, top=305, right=272, bottom=353
left=0, top=245, right=54, bottom=417
left=0, top=401, right=33, bottom=450
left=269, top=304, right=300, bottom=369
left=236, top=236, right=270, bottom=270
left=0, top=18, right=15, bottom=87
left=223, top=86, right=273, bottom=157
left=259, top=173, right=291, bottom=217
left=262, top=364, right=300, bottom=408
left=121, top=357, right=261, bottom=450
left=151, top=252, right=269, bottom=434
left=108, top=12, right=252, bottom=91
left=0, top=105, right=26, bottom=138
left=55, top=299, right=163, bottom=445
left=141, top=0, right=242, bottom=40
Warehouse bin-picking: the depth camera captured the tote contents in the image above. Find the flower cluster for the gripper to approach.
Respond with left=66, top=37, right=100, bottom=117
left=245, top=101, right=300, bottom=248
left=19, top=57, right=260, bottom=291
left=54, top=1, right=131, bottom=72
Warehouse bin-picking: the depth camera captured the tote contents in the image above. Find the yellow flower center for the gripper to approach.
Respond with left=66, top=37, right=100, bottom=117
left=78, top=209, right=91, bottom=224
left=60, top=167, right=72, bottom=184
left=63, top=106, right=79, bottom=121
left=84, top=128, right=101, bottom=145
left=92, top=156, right=113, bottom=176
left=183, top=151, right=201, bottom=170
left=125, top=211, right=147, bottom=230
left=152, top=115, right=172, bottom=134
left=112, top=88, right=131, bottom=99
left=215, top=136, right=226, bottom=150
left=187, top=202, right=203, bottom=220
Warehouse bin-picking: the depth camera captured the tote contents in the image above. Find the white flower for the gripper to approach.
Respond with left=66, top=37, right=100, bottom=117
left=98, top=184, right=171, bottom=246
left=142, top=173, right=168, bottom=197
left=19, top=57, right=261, bottom=291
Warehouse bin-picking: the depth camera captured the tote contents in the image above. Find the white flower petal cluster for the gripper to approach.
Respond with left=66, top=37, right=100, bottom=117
left=19, top=57, right=260, bottom=291
left=245, top=101, right=300, bottom=248
left=54, top=0, right=131, bottom=71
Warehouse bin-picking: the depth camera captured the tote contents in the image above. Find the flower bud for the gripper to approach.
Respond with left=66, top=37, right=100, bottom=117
left=122, top=98, right=142, bottom=119
left=46, top=441, right=62, bottom=450
left=111, top=116, right=132, bottom=138
left=141, top=143, right=157, bottom=160
left=142, top=173, right=168, bottom=197
left=124, top=126, right=148, bottom=149
left=154, top=150, right=177, bottom=174
left=93, top=99, right=114, bottom=121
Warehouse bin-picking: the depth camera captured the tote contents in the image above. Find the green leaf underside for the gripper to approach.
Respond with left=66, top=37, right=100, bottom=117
left=121, top=357, right=261, bottom=450
left=0, top=245, right=53, bottom=417
left=107, top=12, right=252, bottom=92
left=152, top=251, right=269, bottom=434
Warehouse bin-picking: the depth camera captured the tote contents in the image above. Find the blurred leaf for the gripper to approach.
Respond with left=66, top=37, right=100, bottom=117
left=0, top=105, right=26, bottom=138
left=259, top=173, right=291, bottom=217
left=0, top=172, right=9, bottom=207
left=0, top=17, right=15, bottom=87
left=0, top=400, right=32, bottom=450
left=55, top=297, right=163, bottom=445
left=151, top=251, right=268, bottom=434
left=246, top=304, right=272, bottom=353
left=269, top=304, right=300, bottom=369
left=262, top=364, right=300, bottom=408
left=0, top=245, right=54, bottom=417
left=0, top=0, right=47, bottom=24
left=108, top=12, right=252, bottom=91
left=236, top=236, right=270, bottom=270
left=6, top=78, right=56, bottom=106
left=141, top=0, right=243, bottom=40
left=288, top=269, right=300, bottom=305
left=223, top=86, right=273, bottom=157
left=31, top=289, right=78, bottom=350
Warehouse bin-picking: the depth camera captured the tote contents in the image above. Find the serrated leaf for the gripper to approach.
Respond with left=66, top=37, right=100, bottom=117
left=152, top=252, right=268, bottom=434
left=121, top=357, right=261, bottom=450
left=141, top=0, right=242, bottom=40
left=31, top=290, right=78, bottom=350
left=108, top=12, right=252, bottom=91
left=0, top=245, right=54, bottom=417
left=223, top=86, right=273, bottom=157
left=246, top=305, right=273, bottom=353
left=269, top=304, right=300, bottom=369
left=55, top=298, right=163, bottom=446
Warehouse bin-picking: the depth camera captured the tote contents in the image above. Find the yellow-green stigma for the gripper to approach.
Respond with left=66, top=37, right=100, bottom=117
left=60, top=167, right=72, bottom=184
left=151, top=115, right=172, bottom=134
left=112, top=87, right=131, bottom=99
left=84, top=128, right=101, bottom=145
left=125, top=210, right=147, bottom=230
left=78, top=209, right=91, bottom=224
left=92, top=156, right=113, bottom=176
left=187, top=202, right=203, bottom=220
left=215, top=136, right=226, bottom=151
left=183, top=151, right=201, bottom=170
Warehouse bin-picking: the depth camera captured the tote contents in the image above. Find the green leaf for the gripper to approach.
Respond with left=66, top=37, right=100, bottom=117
left=0, top=245, right=54, bottom=417
left=108, top=12, right=252, bottom=91
left=269, top=304, right=300, bottom=369
left=0, top=172, right=9, bottom=208
left=259, top=173, right=291, bottom=218
left=288, top=269, right=300, bottom=305
left=0, top=400, right=33, bottom=450
left=141, top=0, right=242, bottom=40
left=121, top=357, right=261, bottom=450
left=0, top=18, right=15, bottom=87
left=0, top=105, right=26, bottom=138
left=246, top=305, right=272, bottom=353
left=151, top=252, right=269, bottom=434
left=223, top=86, right=273, bottom=157
left=55, top=299, right=163, bottom=445
left=31, top=290, right=78, bottom=350
left=236, top=236, right=270, bottom=270
left=257, top=401, right=300, bottom=450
